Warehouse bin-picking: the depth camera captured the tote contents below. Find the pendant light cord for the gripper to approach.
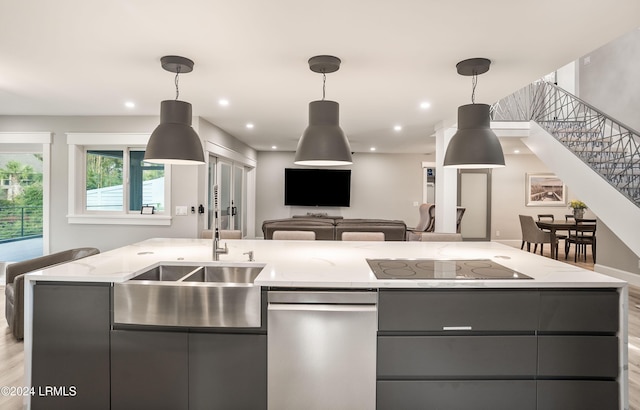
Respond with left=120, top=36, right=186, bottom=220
left=174, top=66, right=182, bottom=100
left=471, top=72, right=477, bottom=104
left=322, top=72, right=326, bottom=100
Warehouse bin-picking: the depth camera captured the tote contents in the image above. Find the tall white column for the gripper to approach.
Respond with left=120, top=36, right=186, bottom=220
left=434, top=122, right=458, bottom=233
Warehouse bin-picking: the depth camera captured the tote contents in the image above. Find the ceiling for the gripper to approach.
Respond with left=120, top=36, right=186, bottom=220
left=1, top=1, right=639, bottom=156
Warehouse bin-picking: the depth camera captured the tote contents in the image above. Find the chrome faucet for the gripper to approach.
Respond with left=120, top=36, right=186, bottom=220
left=212, top=234, right=228, bottom=261
left=211, top=184, right=228, bottom=261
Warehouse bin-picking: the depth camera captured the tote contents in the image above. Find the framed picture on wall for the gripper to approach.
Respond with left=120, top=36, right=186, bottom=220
left=525, top=173, right=566, bottom=206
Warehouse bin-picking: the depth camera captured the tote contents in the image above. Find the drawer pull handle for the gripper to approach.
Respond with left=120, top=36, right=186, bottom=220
left=443, top=326, right=472, bottom=331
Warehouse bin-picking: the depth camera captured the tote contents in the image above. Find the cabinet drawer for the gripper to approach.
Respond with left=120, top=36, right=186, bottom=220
left=377, top=380, right=536, bottom=410
left=378, top=290, right=538, bottom=332
left=539, top=290, right=618, bottom=332
left=537, top=380, right=619, bottom=410
left=538, top=336, right=618, bottom=378
left=378, top=335, right=537, bottom=378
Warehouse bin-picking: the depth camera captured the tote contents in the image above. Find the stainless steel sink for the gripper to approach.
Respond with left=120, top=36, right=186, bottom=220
left=182, top=266, right=263, bottom=283
left=130, top=265, right=199, bottom=281
left=113, top=263, right=265, bottom=328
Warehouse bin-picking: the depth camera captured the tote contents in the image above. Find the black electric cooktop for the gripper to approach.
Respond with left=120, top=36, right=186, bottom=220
left=366, top=259, right=532, bottom=280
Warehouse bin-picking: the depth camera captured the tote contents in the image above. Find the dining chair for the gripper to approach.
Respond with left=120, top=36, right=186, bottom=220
left=341, top=232, right=385, bottom=241
left=537, top=214, right=568, bottom=242
left=272, top=230, right=316, bottom=240
left=565, top=218, right=597, bottom=263
left=519, top=215, right=556, bottom=257
left=406, top=203, right=435, bottom=241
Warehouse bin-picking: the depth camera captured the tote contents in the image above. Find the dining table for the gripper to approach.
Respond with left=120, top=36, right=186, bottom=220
left=535, top=220, right=574, bottom=259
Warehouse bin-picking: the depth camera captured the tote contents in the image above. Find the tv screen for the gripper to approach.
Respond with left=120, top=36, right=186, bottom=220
left=284, top=168, right=351, bottom=207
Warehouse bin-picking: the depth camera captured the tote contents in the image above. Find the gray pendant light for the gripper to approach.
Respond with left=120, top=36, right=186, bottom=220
left=294, top=55, right=352, bottom=166
left=444, top=58, right=505, bottom=168
left=144, top=55, right=205, bottom=165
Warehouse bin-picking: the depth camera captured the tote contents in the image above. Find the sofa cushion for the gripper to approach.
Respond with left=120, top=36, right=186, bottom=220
left=5, top=282, right=15, bottom=304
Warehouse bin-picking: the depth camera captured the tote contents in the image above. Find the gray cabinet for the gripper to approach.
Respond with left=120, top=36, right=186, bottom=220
left=537, top=289, right=619, bottom=409
left=110, top=330, right=267, bottom=410
left=377, top=288, right=621, bottom=410
left=32, top=282, right=110, bottom=410
left=539, top=289, right=619, bottom=332
left=378, top=380, right=537, bottom=410
left=111, top=330, right=189, bottom=410
left=379, top=289, right=539, bottom=331
left=378, top=335, right=537, bottom=377
left=537, top=380, right=619, bottom=410
left=189, top=332, right=267, bottom=410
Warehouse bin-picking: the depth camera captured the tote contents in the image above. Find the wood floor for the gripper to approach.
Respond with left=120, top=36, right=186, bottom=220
left=1, top=259, right=639, bottom=409
left=0, top=287, right=25, bottom=410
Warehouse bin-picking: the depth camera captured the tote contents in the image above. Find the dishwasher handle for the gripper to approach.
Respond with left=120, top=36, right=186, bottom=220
left=268, top=304, right=377, bottom=313
left=268, top=290, right=377, bottom=305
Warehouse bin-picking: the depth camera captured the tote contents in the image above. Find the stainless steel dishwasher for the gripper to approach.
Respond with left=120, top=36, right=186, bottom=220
left=268, top=290, right=378, bottom=410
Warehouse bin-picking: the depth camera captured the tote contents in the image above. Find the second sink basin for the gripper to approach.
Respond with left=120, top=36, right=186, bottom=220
left=182, top=266, right=263, bottom=283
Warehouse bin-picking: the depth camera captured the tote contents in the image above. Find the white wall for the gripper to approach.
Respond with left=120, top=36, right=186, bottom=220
left=491, top=153, right=587, bottom=243
left=579, top=28, right=640, bottom=132
left=254, top=150, right=585, bottom=243
left=255, top=151, right=433, bottom=236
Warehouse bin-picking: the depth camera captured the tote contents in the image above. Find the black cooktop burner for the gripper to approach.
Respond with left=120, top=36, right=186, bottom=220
left=367, top=259, right=532, bottom=280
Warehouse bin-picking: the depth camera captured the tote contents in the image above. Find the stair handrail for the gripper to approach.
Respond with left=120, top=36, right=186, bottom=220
left=492, top=79, right=640, bottom=206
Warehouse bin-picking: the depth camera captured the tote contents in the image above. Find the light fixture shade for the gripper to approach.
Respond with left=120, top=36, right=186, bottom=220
left=144, top=100, right=205, bottom=165
left=294, top=100, right=353, bottom=166
left=443, top=103, right=505, bottom=168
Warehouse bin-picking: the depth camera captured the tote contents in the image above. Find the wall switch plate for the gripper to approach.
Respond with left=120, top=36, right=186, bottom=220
left=175, top=206, right=188, bottom=216
left=413, top=201, right=419, bottom=206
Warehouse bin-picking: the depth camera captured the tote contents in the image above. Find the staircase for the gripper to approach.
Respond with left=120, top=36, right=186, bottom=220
left=492, top=81, right=640, bottom=257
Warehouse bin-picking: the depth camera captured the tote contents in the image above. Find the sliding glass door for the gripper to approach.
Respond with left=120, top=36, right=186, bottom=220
left=208, top=156, right=245, bottom=235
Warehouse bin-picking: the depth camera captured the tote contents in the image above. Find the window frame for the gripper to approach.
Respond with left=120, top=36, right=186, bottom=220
left=67, top=133, right=172, bottom=226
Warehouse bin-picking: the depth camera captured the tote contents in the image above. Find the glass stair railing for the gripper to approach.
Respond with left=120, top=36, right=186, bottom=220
left=492, top=81, right=640, bottom=207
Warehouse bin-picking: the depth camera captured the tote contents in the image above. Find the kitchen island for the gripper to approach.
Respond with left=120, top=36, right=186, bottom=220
left=22, top=238, right=628, bottom=409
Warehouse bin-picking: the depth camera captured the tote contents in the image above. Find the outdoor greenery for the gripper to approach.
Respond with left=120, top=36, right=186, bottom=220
left=0, top=156, right=43, bottom=240
left=86, top=150, right=123, bottom=190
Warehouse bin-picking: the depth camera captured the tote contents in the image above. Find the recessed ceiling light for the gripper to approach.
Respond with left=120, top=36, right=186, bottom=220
left=514, top=149, right=520, bottom=154
left=271, top=145, right=277, bottom=150
left=246, top=123, right=254, bottom=129
left=370, top=147, right=376, bottom=151
left=394, top=125, right=402, bottom=131
left=218, top=99, right=229, bottom=106
left=124, top=101, right=135, bottom=109
left=419, top=101, right=431, bottom=109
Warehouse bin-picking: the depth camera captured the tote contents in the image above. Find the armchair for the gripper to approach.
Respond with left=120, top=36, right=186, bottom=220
left=4, top=247, right=100, bottom=340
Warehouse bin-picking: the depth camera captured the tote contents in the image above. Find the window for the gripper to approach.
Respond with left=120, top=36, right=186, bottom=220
left=67, top=133, right=171, bottom=225
left=85, top=150, right=165, bottom=212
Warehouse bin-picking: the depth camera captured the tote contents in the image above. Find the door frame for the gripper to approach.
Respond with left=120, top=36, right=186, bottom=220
left=457, top=168, right=492, bottom=241
left=0, top=133, right=52, bottom=254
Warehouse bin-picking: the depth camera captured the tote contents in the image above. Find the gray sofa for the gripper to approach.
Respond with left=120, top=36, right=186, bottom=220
left=262, top=217, right=407, bottom=241
left=4, top=247, right=100, bottom=340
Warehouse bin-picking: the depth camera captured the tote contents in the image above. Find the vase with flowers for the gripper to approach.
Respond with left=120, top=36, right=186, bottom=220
left=568, top=200, right=587, bottom=219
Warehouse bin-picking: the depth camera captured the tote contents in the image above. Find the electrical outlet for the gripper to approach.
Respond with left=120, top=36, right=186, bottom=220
left=496, top=230, right=500, bottom=237
left=413, top=201, right=419, bottom=207
left=175, top=206, right=188, bottom=216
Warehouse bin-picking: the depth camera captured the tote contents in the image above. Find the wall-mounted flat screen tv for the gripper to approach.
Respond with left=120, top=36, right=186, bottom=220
left=284, top=168, right=351, bottom=207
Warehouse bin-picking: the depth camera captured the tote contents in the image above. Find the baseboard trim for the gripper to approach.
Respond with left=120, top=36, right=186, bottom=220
left=595, top=264, right=640, bottom=287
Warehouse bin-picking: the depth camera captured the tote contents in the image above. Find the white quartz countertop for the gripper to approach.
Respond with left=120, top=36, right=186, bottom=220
left=25, top=237, right=626, bottom=288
